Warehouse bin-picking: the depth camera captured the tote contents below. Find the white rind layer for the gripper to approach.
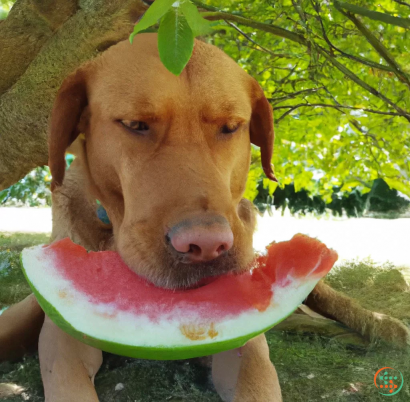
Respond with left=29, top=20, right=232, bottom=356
left=22, top=245, right=319, bottom=348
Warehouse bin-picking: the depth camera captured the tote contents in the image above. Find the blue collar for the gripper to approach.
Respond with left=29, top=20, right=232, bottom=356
left=96, top=200, right=111, bottom=225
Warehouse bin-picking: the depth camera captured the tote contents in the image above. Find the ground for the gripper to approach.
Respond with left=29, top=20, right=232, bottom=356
left=1, top=232, right=409, bottom=402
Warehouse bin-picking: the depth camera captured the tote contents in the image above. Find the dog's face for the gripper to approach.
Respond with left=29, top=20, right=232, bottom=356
left=48, top=34, right=275, bottom=289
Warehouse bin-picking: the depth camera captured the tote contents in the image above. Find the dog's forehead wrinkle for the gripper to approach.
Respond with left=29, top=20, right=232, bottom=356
left=92, top=72, right=252, bottom=124
left=92, top=38, right=253, bottom=116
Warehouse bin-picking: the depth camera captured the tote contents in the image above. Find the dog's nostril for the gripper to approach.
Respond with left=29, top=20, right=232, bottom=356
left=185, top=243, right=225, bottom=258
left=188, top=244, right=201, bottom=256
left=217, top=244, right=225, bottom=254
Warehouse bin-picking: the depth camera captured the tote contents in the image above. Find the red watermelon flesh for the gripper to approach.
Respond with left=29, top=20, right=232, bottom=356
left=21, top=234, right=337, bottom=360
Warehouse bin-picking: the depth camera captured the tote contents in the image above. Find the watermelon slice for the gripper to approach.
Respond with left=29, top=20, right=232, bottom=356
left=21, top=234, right=337, bottom=360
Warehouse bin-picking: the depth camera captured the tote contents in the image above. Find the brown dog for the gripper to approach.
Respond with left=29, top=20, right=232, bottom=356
left=47, top=33, right=282, bottom=401
left=1, top=33, right=408, bottom=402
left=6, top=34, right=281, bottom=401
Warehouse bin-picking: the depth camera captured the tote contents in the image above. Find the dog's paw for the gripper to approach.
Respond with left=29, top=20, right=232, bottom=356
left=368, top=312, right=410, bottom=348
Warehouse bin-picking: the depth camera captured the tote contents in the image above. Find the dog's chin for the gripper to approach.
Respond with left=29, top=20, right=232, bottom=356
left=123, top=250, right=251, bottom=290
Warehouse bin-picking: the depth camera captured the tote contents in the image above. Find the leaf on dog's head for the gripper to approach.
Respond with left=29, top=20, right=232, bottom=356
left=158, top=7, right=194, bottom=76
left=130, top=0, right=176, bottom=43
left=180, top=0, right=213, bottom=36
left=131, top=1, right=210, bottom=76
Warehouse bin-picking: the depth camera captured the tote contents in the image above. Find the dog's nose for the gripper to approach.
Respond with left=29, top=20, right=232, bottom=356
left=168, top=217, right=233, bottom=262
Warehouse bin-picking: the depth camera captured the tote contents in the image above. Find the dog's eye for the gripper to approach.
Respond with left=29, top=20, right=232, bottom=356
left=120, top=120, right=150, bottom=133
left=221, top=123, right=240, bottom=134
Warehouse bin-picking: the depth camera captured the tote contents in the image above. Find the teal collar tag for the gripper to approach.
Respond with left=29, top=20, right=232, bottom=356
left=96, top=200, right=111, bottom=225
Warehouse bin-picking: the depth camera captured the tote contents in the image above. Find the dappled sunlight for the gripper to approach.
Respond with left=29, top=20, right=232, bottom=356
left=0, top=383, right=25, bottom=398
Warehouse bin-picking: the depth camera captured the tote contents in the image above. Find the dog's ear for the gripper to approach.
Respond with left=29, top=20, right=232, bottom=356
left=48, top=68, right=88, bottom=191
left=249, top=80, right=277, bottom=182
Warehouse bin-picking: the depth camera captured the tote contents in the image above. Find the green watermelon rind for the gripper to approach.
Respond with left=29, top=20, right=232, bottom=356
left=20, top=254, right=295, bottom=360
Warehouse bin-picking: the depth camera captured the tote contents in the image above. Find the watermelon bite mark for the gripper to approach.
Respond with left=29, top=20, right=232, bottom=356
left=21, top=234, right=337, bottom=360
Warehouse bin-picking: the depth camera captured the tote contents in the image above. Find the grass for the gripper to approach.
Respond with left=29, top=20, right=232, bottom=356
left=0, top=233, right=49, bottom=311
left=325, top=260, right=410, bottom=327
left=0, top=233, right=50, bottom=252
left=0, top=232, right=409, bottom=401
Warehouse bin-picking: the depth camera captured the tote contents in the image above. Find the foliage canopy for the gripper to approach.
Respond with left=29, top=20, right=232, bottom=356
left=199, top=0, right=410, bottom=204
left=1, top=0, right=409, bottom=211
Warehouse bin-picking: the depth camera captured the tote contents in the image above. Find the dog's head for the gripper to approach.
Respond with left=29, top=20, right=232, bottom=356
left=48, top=34, right=275, bottom=289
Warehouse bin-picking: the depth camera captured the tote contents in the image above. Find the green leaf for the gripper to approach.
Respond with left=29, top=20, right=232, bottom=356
left=137, top=27, right=159, bottom=34
left=294, top=171, right=313, bottom=193
left=384, top=178, right=410, bottom=198
left=130, top=0, right=176, bottom=43
left=340, top=181, right=362, bottom=192
left=244, top=167, right=262, bottom=202
left=0, top=189, right=9, bottom=204
left=158, top=7, right=194, bottom=75
left=262, top=178, right=278, bottom=196
left=180, top=0, right=213, bottom=36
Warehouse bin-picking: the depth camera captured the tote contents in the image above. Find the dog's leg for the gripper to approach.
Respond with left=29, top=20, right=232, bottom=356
left=39, top=315, right=102, bottom=402
left=0, top=294, right=44, bottom=361
left=306, top=281, right=410, bottom=347
left=212, top=334, right=282, bottom=402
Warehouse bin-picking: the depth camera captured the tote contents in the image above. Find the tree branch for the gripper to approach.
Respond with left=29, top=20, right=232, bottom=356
left=224, top=20, right=287, bottom=58
left=392, top=0, right=410, bottom=8
left=274, top=103, right=402, bottom=127
left=0, top=0, right=78, bottom=95
left=349, top=119, right=384, bottom=173
left=311, top=0, right=395, bottom=73
left=276, top=106, right=301, bottom=123
left=201, top=9, right=399, bottom=77
left=334, top=0, right=410, bottom=29
left=340, top=10, right=410, bottom=88
left=0, top=0, right=148, bottom=190
left=274, top=103, right=402, bottom=117
left=201, top=12, right=308, bottom=45
left=269, top=87, right=325, bottom=103
left=191, top=0, right=230, bottom=13
left=199, top=1, right=410, bottom=120
left=317, top=47, right=410, bottom=122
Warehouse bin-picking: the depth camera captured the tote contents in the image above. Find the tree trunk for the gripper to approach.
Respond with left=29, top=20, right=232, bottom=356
left=0, top=0, right=147, bottom=190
